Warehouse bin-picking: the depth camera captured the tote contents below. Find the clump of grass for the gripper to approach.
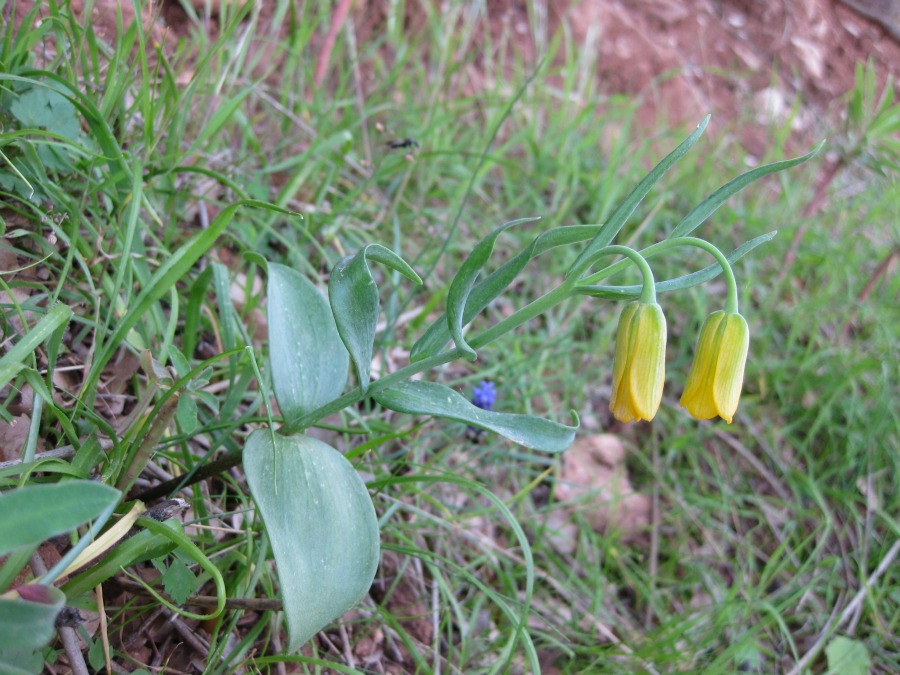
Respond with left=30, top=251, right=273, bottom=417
left=1, top=2, right=896, bottom=673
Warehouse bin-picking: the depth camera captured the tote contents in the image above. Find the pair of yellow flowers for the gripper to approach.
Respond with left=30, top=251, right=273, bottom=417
left=610, top=302, right=750, bottom=424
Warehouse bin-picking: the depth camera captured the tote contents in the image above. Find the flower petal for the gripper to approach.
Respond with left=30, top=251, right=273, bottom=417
left=712, top=313, right=749, bottom=423
left=610, top=302, right=666, bottom=423
left=681, top=310, right=749, bottom=423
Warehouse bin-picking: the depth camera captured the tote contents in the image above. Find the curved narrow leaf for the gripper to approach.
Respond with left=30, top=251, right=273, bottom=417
left=0, top=482, right=120, bottom=557
left=268, top=263, right=349, bottom=424
left=61, top=525, right=179, bottom=599
left=0, top=303, right=71, bottom=392
left=133, top=517, right=226, bottom=621
left=244, top=431, right=380, bottom=652
left=671, top=141, right=825, bottom=238
left=411, top=225, right=599, bottom=362
left=82, top=200, right=295, bottom=404
left=373, top=380, right=577, bottom=454
left=567, top=115, right=710, bottom=279
left=363, top=244, right=422, bottom=284
left=0, top=585, right=65, bottom=652
left=447, top=217, right=540, bottom=361
left=329, top=245, right=421, bottom=394
left=574, top=232, right=777, bottom=299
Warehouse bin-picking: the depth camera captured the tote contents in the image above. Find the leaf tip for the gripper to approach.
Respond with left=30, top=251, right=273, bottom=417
left=569, top=410, right=580, bottom=429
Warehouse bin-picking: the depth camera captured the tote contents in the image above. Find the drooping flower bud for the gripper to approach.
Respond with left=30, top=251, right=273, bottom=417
left=680, top=310, right=749, bottom=424
left=610, top=302, right=667, bottom=423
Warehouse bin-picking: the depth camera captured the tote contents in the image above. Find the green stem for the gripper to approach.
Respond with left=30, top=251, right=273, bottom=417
left=285, top=347, right=462, bottom=433
left=601, top=245, right=657, bottom=303
left=570, top=245, right=657, bottom=304
left=666, top=237, right=739, bottom=312
left=578, top=240, right=668, bottom=286
left=285, top=283, right=577, bottom=433
left=288, top=246, right=664, bottom=432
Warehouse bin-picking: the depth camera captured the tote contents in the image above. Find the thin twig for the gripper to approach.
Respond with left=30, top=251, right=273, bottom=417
left=130, top=450, right=243, bottom=502
left=787, top=539, right=900, bottom=675
left=841, top=247, right=899, bottom=341
left=338, top=623, right=356, bottom=669
left=111, top=577, right=283, bottom=611
left=59, top=627, right=90, bottom=675
left=0, top=439, right=114, bottom=470
left=97, top=582, right=112, bottom=675
left=169, top=615, right=210, bottom=658
left=712, top=428, right=792, bottom=502
left=780, top=158, right=842, bottom=279
left=29, top=553, right=91, bottom=675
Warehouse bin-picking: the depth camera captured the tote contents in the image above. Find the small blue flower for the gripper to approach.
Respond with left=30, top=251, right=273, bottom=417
left=472, top=380, right=496, bottom=410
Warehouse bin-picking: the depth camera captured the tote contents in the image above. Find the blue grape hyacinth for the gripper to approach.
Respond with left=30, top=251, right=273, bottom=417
left=472, top=380, right=497, bottom=410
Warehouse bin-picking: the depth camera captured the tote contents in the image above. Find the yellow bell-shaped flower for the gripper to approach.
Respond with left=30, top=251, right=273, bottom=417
left=610, top=301, right=667, bottom=423
left=680, top=310, right=749, bottom=423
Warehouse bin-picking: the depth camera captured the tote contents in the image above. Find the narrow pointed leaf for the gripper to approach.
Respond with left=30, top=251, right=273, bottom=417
left=671, top=141, right=825, bottom=238
left=329, top=245, right=421, bottom=393
left=411, top=225, right=599, bottom=362
left=0, top=482, right=120, bottom=557
left=362, top=244, right=422, bottom=284
left=567, top=115, right=710, bottom=278
left=82, top=200, right=295, bottom=402
left=447, top=217, right=539, bottom=360
left=0, top=303, right=71, bottom=392
left=575, top=232, right=777, bottom=299
left=60, top=526, right=179, bottom=599
left=244, top=431, right=380, bottom=651
left=268, top=263, right=349, bottom=424
left=373, top=380, right=577, bottom=453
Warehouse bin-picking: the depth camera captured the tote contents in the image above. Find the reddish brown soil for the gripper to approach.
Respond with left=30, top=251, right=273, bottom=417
left=554, top=0, right=900, bottom=153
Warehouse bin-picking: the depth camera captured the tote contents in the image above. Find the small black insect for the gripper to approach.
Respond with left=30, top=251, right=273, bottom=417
left=386, top=137, right=420, bottom=150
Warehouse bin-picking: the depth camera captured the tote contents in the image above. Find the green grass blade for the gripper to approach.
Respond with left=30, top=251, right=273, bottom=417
left=671, top=141, right=825, bottom=238
left=567, top=115, right=710, bottom=278
left=80, top=201, right=293, bottom=406
left=0, top=303, right=72, bottom=392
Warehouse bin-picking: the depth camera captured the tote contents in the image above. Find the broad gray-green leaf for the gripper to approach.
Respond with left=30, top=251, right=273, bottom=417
left=329, top=245, right=421, bottom=394
left=0, top=585, right=65, bottom=650
left=0, top=652, right=40, bottom=675
left=0, top=482, right=120, bottom=557
left=447, top=217, right=539, bottom=360
left=373, top=380, right=577, bottom=454
left=244, top=431, right=380, bottom=651
left=825, top=636, right=870, bottom=675
left=268, top=263, right=349, bottom=424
